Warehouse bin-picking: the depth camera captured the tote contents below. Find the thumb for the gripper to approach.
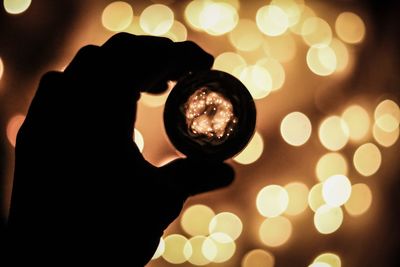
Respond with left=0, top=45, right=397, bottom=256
left=158, top=158, right=235, bottom=196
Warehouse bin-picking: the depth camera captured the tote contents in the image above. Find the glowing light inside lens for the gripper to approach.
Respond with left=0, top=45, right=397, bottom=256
left=284, top=182, right=309, bottom=215
left=233, top=131, right=264, bottom=164
left=3, top=0, right=31, bottom=14
left=256, top=5, right=289, bottom=36
left=335, top=12, right=366, bottom=44
left=140, top=4, right=174, bottom=35
left=322, top=175, right=352, bottom=207
left=280, top=112, right=312, bottom=146
left=353, top=143, right=381, bottom=176
left=259, top=216, right=292, bottom=247
left=318, top=116, right=349, bottom=151
left=242, top=249, right=275, bottom=267
left=257, top=185, right=289, bottom=217
left=316, top=152, right=348, bottom=182
left=344, top=183, right=372, bottom=216
left=209, top=212, right=243, bottom=240
left=228, top=19, right=263, bottom=51
left=314, top=205, right=343, bottom=234
left=342, top=105, right=370, bottom=141
left=101, top=1, right=133, bottom=32
left=181, top=204, right=215, bottom=237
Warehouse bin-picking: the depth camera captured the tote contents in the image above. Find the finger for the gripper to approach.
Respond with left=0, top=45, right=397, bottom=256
left=158, top=158, right=235, bottom=196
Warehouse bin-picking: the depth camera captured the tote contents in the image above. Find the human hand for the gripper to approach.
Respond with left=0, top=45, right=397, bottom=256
left=8, top=33, right=234, bottom=265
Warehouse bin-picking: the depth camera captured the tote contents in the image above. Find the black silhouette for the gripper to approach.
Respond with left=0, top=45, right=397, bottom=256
left=6, top=33, right=234, bottom=265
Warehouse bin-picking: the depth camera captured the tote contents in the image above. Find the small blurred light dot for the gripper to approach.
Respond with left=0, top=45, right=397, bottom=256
left=314, top=204, right=343, bottom=234
left=181, top=204, right=215, bottom=237
left=314, top=252, right=341, bottom=267
left=234, top=131, right=264, bottom=165
left=257, top=185, right=289, bottom=217
left=209, top=212, right=243, bottom=241
left=256, top=5, right=289, bottom=36
left=242, top=249, right=275, bottom=267
left=187, top=236, right=212, bottom=266
left=353, top=143, right=381, bottom=176
left=140, top=4, right=174, bottom=35
left=256, top=58, right=285, bottom=91
left=134, top=128, right=144, bottom=152
left=322, top=175, right=352, bottom=207
left=344, top=183, right=372, bottom=216
left=163, top=20, right=188, bottom=41
left=0, top=57, right=4, bottom=80
left=309, top=263, right=331, bottom=267
left=204, top=233, right=236, bottom=263
left=374, top=99, right=400, bottom=132
left=7, top=114, right=25, bottom=147
left=290, top=6, right=315, bottom=35
left=263, top=33, right=297, bottom=63
left=239, top=65, right=272, bottom=99
left=280, top=112, right=312, bottom=146
left=163, top=234, right=192, bottom=264
left=259, top=216, right=292, bottom=247
left=330, top=38, right=350, bottom=72
left=151, top=238, right=165, bottom=260
left=228, top=19, right=263, bottom=51
left=308, top=183, right=325, bottom=212
left=199, top=2, right=238, bottom=36
left=284, top=182, right=309, bottom=216
left=3, top=0, right=31, bottom=14
left=213, top=52, right=246, bottom=78
left=101, top=1, right=133, bottom=32
left=302, top=17, right=332, bottom=46
left=316, top=152, right=348, bottom=182
left=318, top=116, right=349, bottom=151
left=373, top=122, right=399, bottom=147
left=335, top=12, right=366, bottom=44
left=307, top=45, right=337, bottom=76
left=342, top=105, right=370, bottom=141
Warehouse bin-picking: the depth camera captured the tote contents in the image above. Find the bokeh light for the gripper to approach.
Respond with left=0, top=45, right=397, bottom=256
left=204, top=233, right=236, bottom=263
left=342, top=105, right=370, bottom=141
left=307, top=45, right=337, bottom=76
left=213, top=52, right=246, bottom=78
left=6, top=114, right=25, bottom=147
left=140, top=4, right=174, bottom=36
left=290, top=6, right=315, bottom=34
left=163, top=234, right=192, bottom=264
left=344, top=183, right=372, bottom=216
left=353, top=143, right=381, bottom=176
left=308, top=263, right=331, bottom=267
left=335, top=12, right=366, bottom=44
left=308, top=183, right=325, bottom=212
left=373, top=122, right=399, bottom=147
left=101, top=1, right=133, bottom=32
left=163, top=20, right=188, bottom=42
left=152, top=237, right=165, bottom=260
left=314, top=252, right=341, bottom=267
left=259, top=216, right=292, bottom=247
left=302, top=17, right=332, bottom=46
left=134, top=128, right=144, bottom=152
left=3, top=0, right=31, bottom=14
left=284, top=182, right=309, bottom=216
left=228, top=19, right=263, bottom=51
left=271, top=0, right=304, bottom=27
left=280, top=111, right=312, bottom=146
left=187, top=236, right=212, bottom=265
left=257, top=185, right=289, bottom=218
left=314, top=205, right=343, bottom=234
left=241, top=249, right=275, bottom=267
left=330, top=38, right=350, bottom=72
left=263, top=33, right=297, bottom=63
left=181, top=204, right=215, bottom=237
left=256, top=58, right=285, bottom=91
left=239, top=65, right=272, bottom=99
left=318, top=116, right=349, bottom=151
left=322, top=175, right=352, bottom=207
left=209, top=212, right=243, bottom=241
left=234, top=131, right=264, bottom=165
left=256, top=5, right=289, bottom=37
left=199, top=2, right=238, bottom=36
left=184, top=0, right=208, bottom=31
left=316, top=152, right=348, bottom=182
left=374, top=99, right=400, bottom=132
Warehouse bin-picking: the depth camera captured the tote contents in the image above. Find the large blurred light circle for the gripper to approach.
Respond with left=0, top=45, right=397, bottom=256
left=3, top=0, right=31, bottom=14
left=256, top=58, right=285, bottom=91
left=209, top=212, right=243, bottom=240
left=373, top=122, right=399, bottom=147
left=316, top=152, right=348, bottom=182
left=259, top=216, right=292, bottom=247
left=163, top=234, right=192, bottom=264
left=181, top=204, right=215, bottom=236
left=335, top=12, right=366, bottom=44
left=242, top=249, right=275, bottom=267
left=342, top=105, right=370, bottom=141
left=308, top=263, right=331, bottom=267
left=344, top=183, right=372, bottom=216
left=314, top=252, right=342, bottom=267
left=234, top=132, right=264, bottom=164
left=204, top=233, right=236, bottom=263
left=151, top=238, right=165, bottom=260
left=256, top=5, right=289, bottom=36
left=140, top=4, right=174, bottom=35
left=308, top=183, right=325, bottom=212
left=163, top=20, right=188, bottom=41
left=318, top=116, right=349, bottom=151
left=290, top=6, right=315, bottom=35
left=134, top=128, right=144, bottom=152
left=187, top=236, right=212, bottom=265
left=374, top=99, right=400, bottom=132
left=353, top=143, right=381, bottom=176
left=271, top=0, right=304, bottom=27
left=301, top=17, right=332, bottom=46
left=7, top=114, right=25, bottom=147
left=184, top=0, right=208, bottom=31
left=322, top=175, right=352, bottom=207
left=314, top=205, right=343, bottom=234
left=280, top=112, right=312, bottom=146
left=284, top=182, right=309, bottom=215
left=330, top=38, right=350, bottom=72
left=101, top=1, right=133, bottom=32
left=256, top=185, right=289, bottom=217
left=199, top=2, right=238, bottom=35
left=263, top=33, right=297, bottom=63
left=213, top=52, right=246, bottom=78
left=307, top=45, right=337, bottom=76
left=239, top=65, right=272, bottom=99
left=228, top=19, right=263, bottom=51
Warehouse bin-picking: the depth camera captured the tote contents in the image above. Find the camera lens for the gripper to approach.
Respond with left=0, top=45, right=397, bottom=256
left=164, top=70, right=256, bottom=161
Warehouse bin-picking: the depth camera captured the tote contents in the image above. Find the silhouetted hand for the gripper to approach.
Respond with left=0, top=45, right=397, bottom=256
left=7, top=33, right=234, bottom=265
